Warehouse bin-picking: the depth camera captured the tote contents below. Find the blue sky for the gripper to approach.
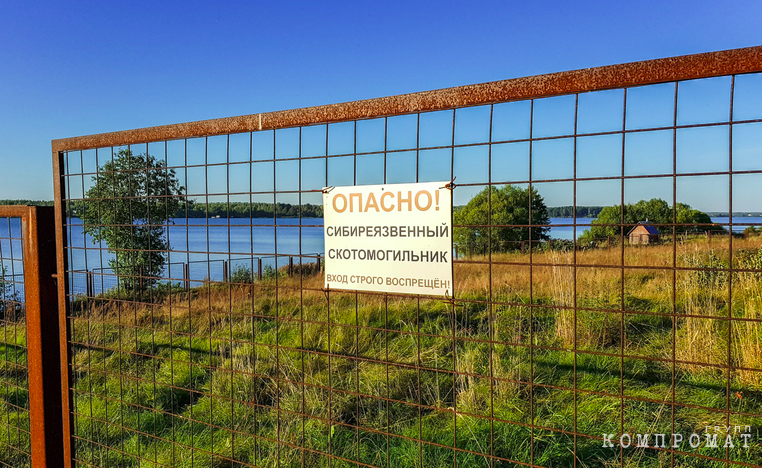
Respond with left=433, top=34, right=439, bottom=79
left=2, top=0, right=761, bottom=212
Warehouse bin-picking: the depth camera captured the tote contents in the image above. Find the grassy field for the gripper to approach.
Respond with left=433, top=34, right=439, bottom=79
left=2, top=237, right=762, bottom=467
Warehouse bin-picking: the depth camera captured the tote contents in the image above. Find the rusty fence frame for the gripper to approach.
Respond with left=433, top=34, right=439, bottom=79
left=52, top=47, right=762, bottom=154
left=48, top=45, right=762, bottom=468
left=0, top=206, right=63, bottom=468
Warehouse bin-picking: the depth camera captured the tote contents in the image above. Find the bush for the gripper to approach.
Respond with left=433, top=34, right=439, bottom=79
left=230, top=265, right=254, bottom=284
left=262, top=264, right=276, bottom=280
left=543, top=239, right=575, bottom=252
left=744, top=226, right=762, bottom=237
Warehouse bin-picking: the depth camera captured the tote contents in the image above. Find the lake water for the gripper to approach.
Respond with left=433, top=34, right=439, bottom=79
left=65, top=218, right=324, bottom=292
left=547, top=218, right=592, bottom=240
left=3, top=216, right=762, bottom=295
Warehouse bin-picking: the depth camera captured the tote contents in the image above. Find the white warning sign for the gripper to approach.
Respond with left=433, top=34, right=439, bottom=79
left=323, top=181, right=453, bottom=296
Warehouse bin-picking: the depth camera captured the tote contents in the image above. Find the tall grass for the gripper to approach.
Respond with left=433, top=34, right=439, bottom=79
left=550, top=251, right=575, bottom=348
left=676, top=247, right=729, bottom=372
left=734, top=249, right=762, bottom=387
left=2, top=237, right=762, bottom=467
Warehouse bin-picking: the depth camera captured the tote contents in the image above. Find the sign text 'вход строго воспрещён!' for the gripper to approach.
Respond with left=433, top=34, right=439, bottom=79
left=323, top=182, right=452, bottom=296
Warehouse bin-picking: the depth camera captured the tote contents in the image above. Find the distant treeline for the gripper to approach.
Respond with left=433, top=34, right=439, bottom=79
left=181, top=202, right=323, bottom=218
left=64, top=200, right=322, bottom=219
left=706, top=212, right=762, bottom=217
left=547, top=206, right=604, bottom=218
left=1, top=200, right=323, bottom=218
left=0, top=199, right=54, bottom=206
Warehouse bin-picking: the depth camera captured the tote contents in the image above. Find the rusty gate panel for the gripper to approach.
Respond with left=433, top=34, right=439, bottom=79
left=0, top=208, right=31, bottom=467
left=0, top=206, right=63, bottom=468
left=51, top=47, right=762, bottom=468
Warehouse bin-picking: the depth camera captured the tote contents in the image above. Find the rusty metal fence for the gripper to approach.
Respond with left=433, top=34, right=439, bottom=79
left=0, top=206, right=62, bottom=468
left=0, top=210, right=30, bottom=467
left=46, top=46, right=762, bottom=467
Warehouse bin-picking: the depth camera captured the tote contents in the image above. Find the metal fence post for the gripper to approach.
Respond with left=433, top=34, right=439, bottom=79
left=23, top=206, right=65, bottom=468
left=85, top=269, right=93, bottom=298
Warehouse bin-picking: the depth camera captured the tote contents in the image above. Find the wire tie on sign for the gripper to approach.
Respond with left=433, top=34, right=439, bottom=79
left=321, top=284, right=331, bottom=301
left=443, top=290, right=459, bottom=307
left=441, top=177, right=457, bottom=191
left=322, top=186, right=335, bottom=194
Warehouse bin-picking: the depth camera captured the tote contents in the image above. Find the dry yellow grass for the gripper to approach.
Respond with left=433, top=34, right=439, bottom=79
left=78, top=235, right=762, bottom=388
left=675, top=245, right=728, bottom=372
left=733, top=267, right=762, bottom=387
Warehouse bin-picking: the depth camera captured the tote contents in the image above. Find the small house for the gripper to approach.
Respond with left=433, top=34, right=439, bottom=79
left=628, top=222, right=660, bottom=245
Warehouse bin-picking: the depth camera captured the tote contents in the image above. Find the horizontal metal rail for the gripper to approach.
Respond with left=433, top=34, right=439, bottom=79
left=52, top=46, right=762, bottom=152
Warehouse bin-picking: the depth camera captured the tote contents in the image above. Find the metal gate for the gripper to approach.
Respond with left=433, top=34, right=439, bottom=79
left=0, top=206, right=63, bottom=468
left=50, top=46, right=762, bottom=467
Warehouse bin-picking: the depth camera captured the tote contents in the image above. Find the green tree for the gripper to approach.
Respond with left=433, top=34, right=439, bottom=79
left=82, top=149, right=185, bottom=293
left=579, top=198, right=723, bottom=243
left=454, top=185, right=550, bottom=254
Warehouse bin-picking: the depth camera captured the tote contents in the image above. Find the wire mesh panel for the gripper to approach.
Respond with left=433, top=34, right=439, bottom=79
left=55, top=49, right=762, bottom=468
left=0, top=214, right=31, bottom=467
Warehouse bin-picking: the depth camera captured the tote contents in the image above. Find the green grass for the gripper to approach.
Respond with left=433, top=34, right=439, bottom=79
left=3, top=242, right=762, bottom=467
left=0, top=324, right=31, bottom=468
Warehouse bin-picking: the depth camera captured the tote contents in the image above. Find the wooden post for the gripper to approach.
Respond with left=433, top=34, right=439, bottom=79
left=85, top=270, right=93, bottom=298
left=607, top=236, right=611, bottom=248
left=257, top=258, right=263, bottom=281
left=289, top=257, right=294, bottom=277
left=223, top=260, right=228, bottom=282
left=183, top=263, right=190, bottom=289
